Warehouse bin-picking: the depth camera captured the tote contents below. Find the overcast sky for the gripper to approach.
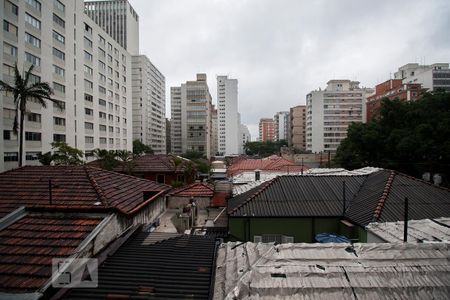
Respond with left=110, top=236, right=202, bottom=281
left=128, top=0, right=450, bottom=139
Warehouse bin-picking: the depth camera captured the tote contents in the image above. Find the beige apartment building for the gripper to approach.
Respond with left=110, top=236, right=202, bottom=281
left=289, top=105, right=306, bottom=151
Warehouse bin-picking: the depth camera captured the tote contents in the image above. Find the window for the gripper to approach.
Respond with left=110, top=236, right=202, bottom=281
left=84, top=51, right=93, bottom=61
left=84, top=37, right=92, bottom=48
left=26, top=0, right=41, bottom=11
left=26, top=151, right=41, bottom=161
left=99, top=47, right=105, bottom=58
left=85, top=122, right=94, bottom=130
left=3, top=43, right=17, bottom=57
left=108, top=78, right=113, bottom=86
left=25, top=13, right=41, bottom=30
left=84, top=93, right=93, bottom=102
left=99, top=112, right=107, bottom=119
left=156, top=175, right=165, bottom=184
left=107, top=43, right=112, bottom=52
left=99, top=125, right=106, bottom=131
left=108, top=67, right=113, bottom=75
left=53, top=47, right=65, bottom=60
left=99, top=60, right=106, bottom=71
left=99, top=86, right=106, bottom=94
left=3, top=130, right=16, bottom=140
left=122, top=54, right=126, bottom=63
left=53, top=14, right=65, bottom=28
left=84, top=65, right=93, bottom=75
left=84, top=79, right=93, bottom=89
left=54, top=0, right=65, bottom=12
left=53, top=134, right=66, bottom=142
left=99, top=137, right=107, bottom=144
left=27, top=113, right=41, bottom=123
left=25, top=132, right=41, bottom=141
left=25, top=52, right=40, bottom=67
left=53, top=30, right=65, bottom=44
left=29, top=73, right=40, bottom=84
left=53, top=117, right=65, bottom=126
left=99, top=99, right=106, bottom=106
left=53, top=82, right=65, bottom=94
left=109, top=126, right=114, bottom=133
left=3, top=20, right=18, bottom=36
left=99, top=73, right=106, bottom=82
left=98, top=34, right=105, bottom=45
left=53, top=100, right=65, bottom=110
left=84, top=23, right=92, bottom=34
left=85, top=136, right=94, bottom=144
left=53, top=65, right=65, bottom=76
left=85, top=108, right=93, bottom=116
left=6, top=1, right=18, bottom=15
left=4, top=152, right=18, bottom=162
left=25, top=32, right=41, bottom=48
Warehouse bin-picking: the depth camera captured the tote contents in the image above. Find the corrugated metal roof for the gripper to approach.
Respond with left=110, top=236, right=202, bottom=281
left=64, top=232, right=217, bottom=299
left=367, top=218, right=450, bottom=243
left=214, top=242, right=450, bottom=299
left=228, top=175, right=366, bottom=217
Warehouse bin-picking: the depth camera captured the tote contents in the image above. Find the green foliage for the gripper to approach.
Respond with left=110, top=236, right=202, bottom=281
left=51, top=142, right=84, bottom=165
left=171, top=180, right=184, bottom=188
left=181, top=150, right=205, bottom=160
left=244, top=140, right=288, bottom=157
left=334, top=91, right=450, bottom=183
left=133, top=139, right=154, bottom=155
left=193, top=159, right=211, bottom=174
left=183, top=161, right=197, bottom=184
left=93, top=149, right=119, bottom=170
left=115, top=150, right=135, bottom=174
left=37, top=152, right=53, bottom=166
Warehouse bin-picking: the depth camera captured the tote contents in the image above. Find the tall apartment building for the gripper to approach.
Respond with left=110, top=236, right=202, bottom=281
left=1, top=0, right=134, bottom=171
left=131, top=55, right=166, bottom=153
left=172, top=74, right=213, bottom=158
left=239, top=124, right=251, bottom=153
left=165, top=118, right=171, bottom=154
left=217, top=75, right=240, bottom=156
left=211, top=105, right=218, bottom=156
left=170, top=86, right=182, bottom=154
left=259, top=118, right=275, bottom=142
left=274, top=111, right=289, bottom=141
left=306, top=80, right=373, bottom=153
left=394, top=63, right=450, bottom=92
left=84, top=0, right=139, bottom=55
left=289, top=105, right=306, bottom=151
left=366, top=79, right=422, bottom=122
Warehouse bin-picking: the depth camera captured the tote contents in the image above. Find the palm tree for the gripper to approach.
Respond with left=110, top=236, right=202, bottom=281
left=0, top=64, right=60, bottom=167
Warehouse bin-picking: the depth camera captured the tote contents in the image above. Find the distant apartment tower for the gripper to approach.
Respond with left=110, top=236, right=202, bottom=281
left=394, top=63, right=450, bottom=92
left=165, top=118, right=171, bottom=154
left=366, top=79, right=423, bottom=122
left=274, top=111, right=289, bottom=141
left=217, top=75, right=240, bottom=156
left=239, top=124, right=251, bottom=153
left=84, top=0, right=139, bottom=55
left=170, top=87, right=182, bottom=154
left=306, top=80, right=373, bottom=153
left=259, top=118, right=275, bottom=142
left=211, top=106, right=218, bottom=156
left=1, top=0, right=133, bottom=171
left=131, top=55, right=166, bottom=153
left=289, top=105, right=306, bottom=151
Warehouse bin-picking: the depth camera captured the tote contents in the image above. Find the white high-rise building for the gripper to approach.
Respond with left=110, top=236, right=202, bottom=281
left=131, top=55, right=165, bottom=153
left=170, top=86, right=182, bottom=154
left=394, top=63, right=450, bottom=92
left=239, top=124, right=251, bottom=154
left=274, top=111, right=289, bottom=141
left=306, top=80, right=373, bottom=153
left=84, top=0, right=139, bottom=55
left=217, top=75, right=239, bottom=156
left=1, top=0, right=134, bottom=171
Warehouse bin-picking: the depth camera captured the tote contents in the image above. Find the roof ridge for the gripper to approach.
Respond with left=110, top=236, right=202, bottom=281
left=343, top=172, right=373, bottom=216
left=372, top=170, right=396, bottom=222
left=394, top=169, right=450, bottom=192
left=230, top=177, right=279, bottom=215
left=83, top=166, right=109, bottom=208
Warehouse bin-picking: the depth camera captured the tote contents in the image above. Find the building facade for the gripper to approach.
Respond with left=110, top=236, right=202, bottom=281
left=394, top=63, right=450, bottom=92
left=84, top=0, right=139, bottom=55
left=1, top=0, right=134, bottom=171
left=217, top=75, right=240, bottom=156
left=211, top=105, right=218, bottom=156
left=165, top=118, right=171, bottom=154
left=170, top=86, right=182, bottom=154
left=239, top=124, right=251, bottom=154
left=289, top=105, right=306, bottom=151
left=306, top=80, right=373, bottom=153
left=274, top=111, right=289, bottom=141
left=366, top=79, right=423, bottom=122
left=259, top=118, right=275, bottom=142
left=131, top=55, right=166, bottom=153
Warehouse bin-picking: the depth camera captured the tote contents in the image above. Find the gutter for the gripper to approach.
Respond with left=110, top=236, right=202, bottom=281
left=0, top=206, right=27, bottom=231
left=126, top=189, right=169, bottom=215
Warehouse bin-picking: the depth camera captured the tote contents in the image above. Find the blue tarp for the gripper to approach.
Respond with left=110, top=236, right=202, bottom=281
left=315, top=233, right=351, bottom=243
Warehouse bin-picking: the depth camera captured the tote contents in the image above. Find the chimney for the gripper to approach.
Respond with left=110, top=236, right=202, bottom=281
left=255, top=170, right=261, bottom=181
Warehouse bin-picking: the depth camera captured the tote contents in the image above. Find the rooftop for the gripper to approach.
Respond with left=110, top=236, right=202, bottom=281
left=228, top=155, right=305, bottom=177
left=0, top=166, right=170, bottom=218
left=169, top=182, right=215, bottom=197
left=214, top=242, right=450, bottom=299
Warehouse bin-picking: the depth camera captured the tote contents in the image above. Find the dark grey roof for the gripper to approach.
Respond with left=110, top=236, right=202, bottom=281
left=64, top=232, right=217, bottom=299
left=228, top=175, right=366, bottom=217
left=228, top=170, right=450, bottom=226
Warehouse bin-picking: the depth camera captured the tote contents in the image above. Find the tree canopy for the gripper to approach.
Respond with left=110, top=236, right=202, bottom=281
left=334, top=91, right=450, bottom=185
left=244, top=140, right=288, bottom=157
left=133, top=139, right=154, bottom=155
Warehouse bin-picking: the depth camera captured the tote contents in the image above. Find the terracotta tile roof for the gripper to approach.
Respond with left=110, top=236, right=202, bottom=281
left=0, top=214, right=102, bottom=293
left=228, top=156, right=307, bottom=176
left=112, top=154, right=187, bottom=173
left=0, top=166, right=170, bottom=218
left=169, top=182, right=214, bottom=197
left=211, top=192, right=228, bottom=207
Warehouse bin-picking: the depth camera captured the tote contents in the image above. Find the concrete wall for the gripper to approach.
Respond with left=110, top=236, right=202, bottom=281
left=167, top=196, right=211, bottom=209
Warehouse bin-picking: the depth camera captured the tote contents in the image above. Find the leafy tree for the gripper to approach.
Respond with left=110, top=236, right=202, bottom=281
left=335, top=91, right=450, bottom=185
left=116, top=150, right=135, bottom=174
left=51, top=142, right=84, bottom=165
left=93, top=149, right=118, bottom=170
left=37, top=152, right=53, bottom=166
left=133, top=139, right=154, bottom=155
left=181, top=150, right=205, bottom=160
left=244, top=140, right=288, bottom=157
left=0, top=64, right=61, bottom=166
